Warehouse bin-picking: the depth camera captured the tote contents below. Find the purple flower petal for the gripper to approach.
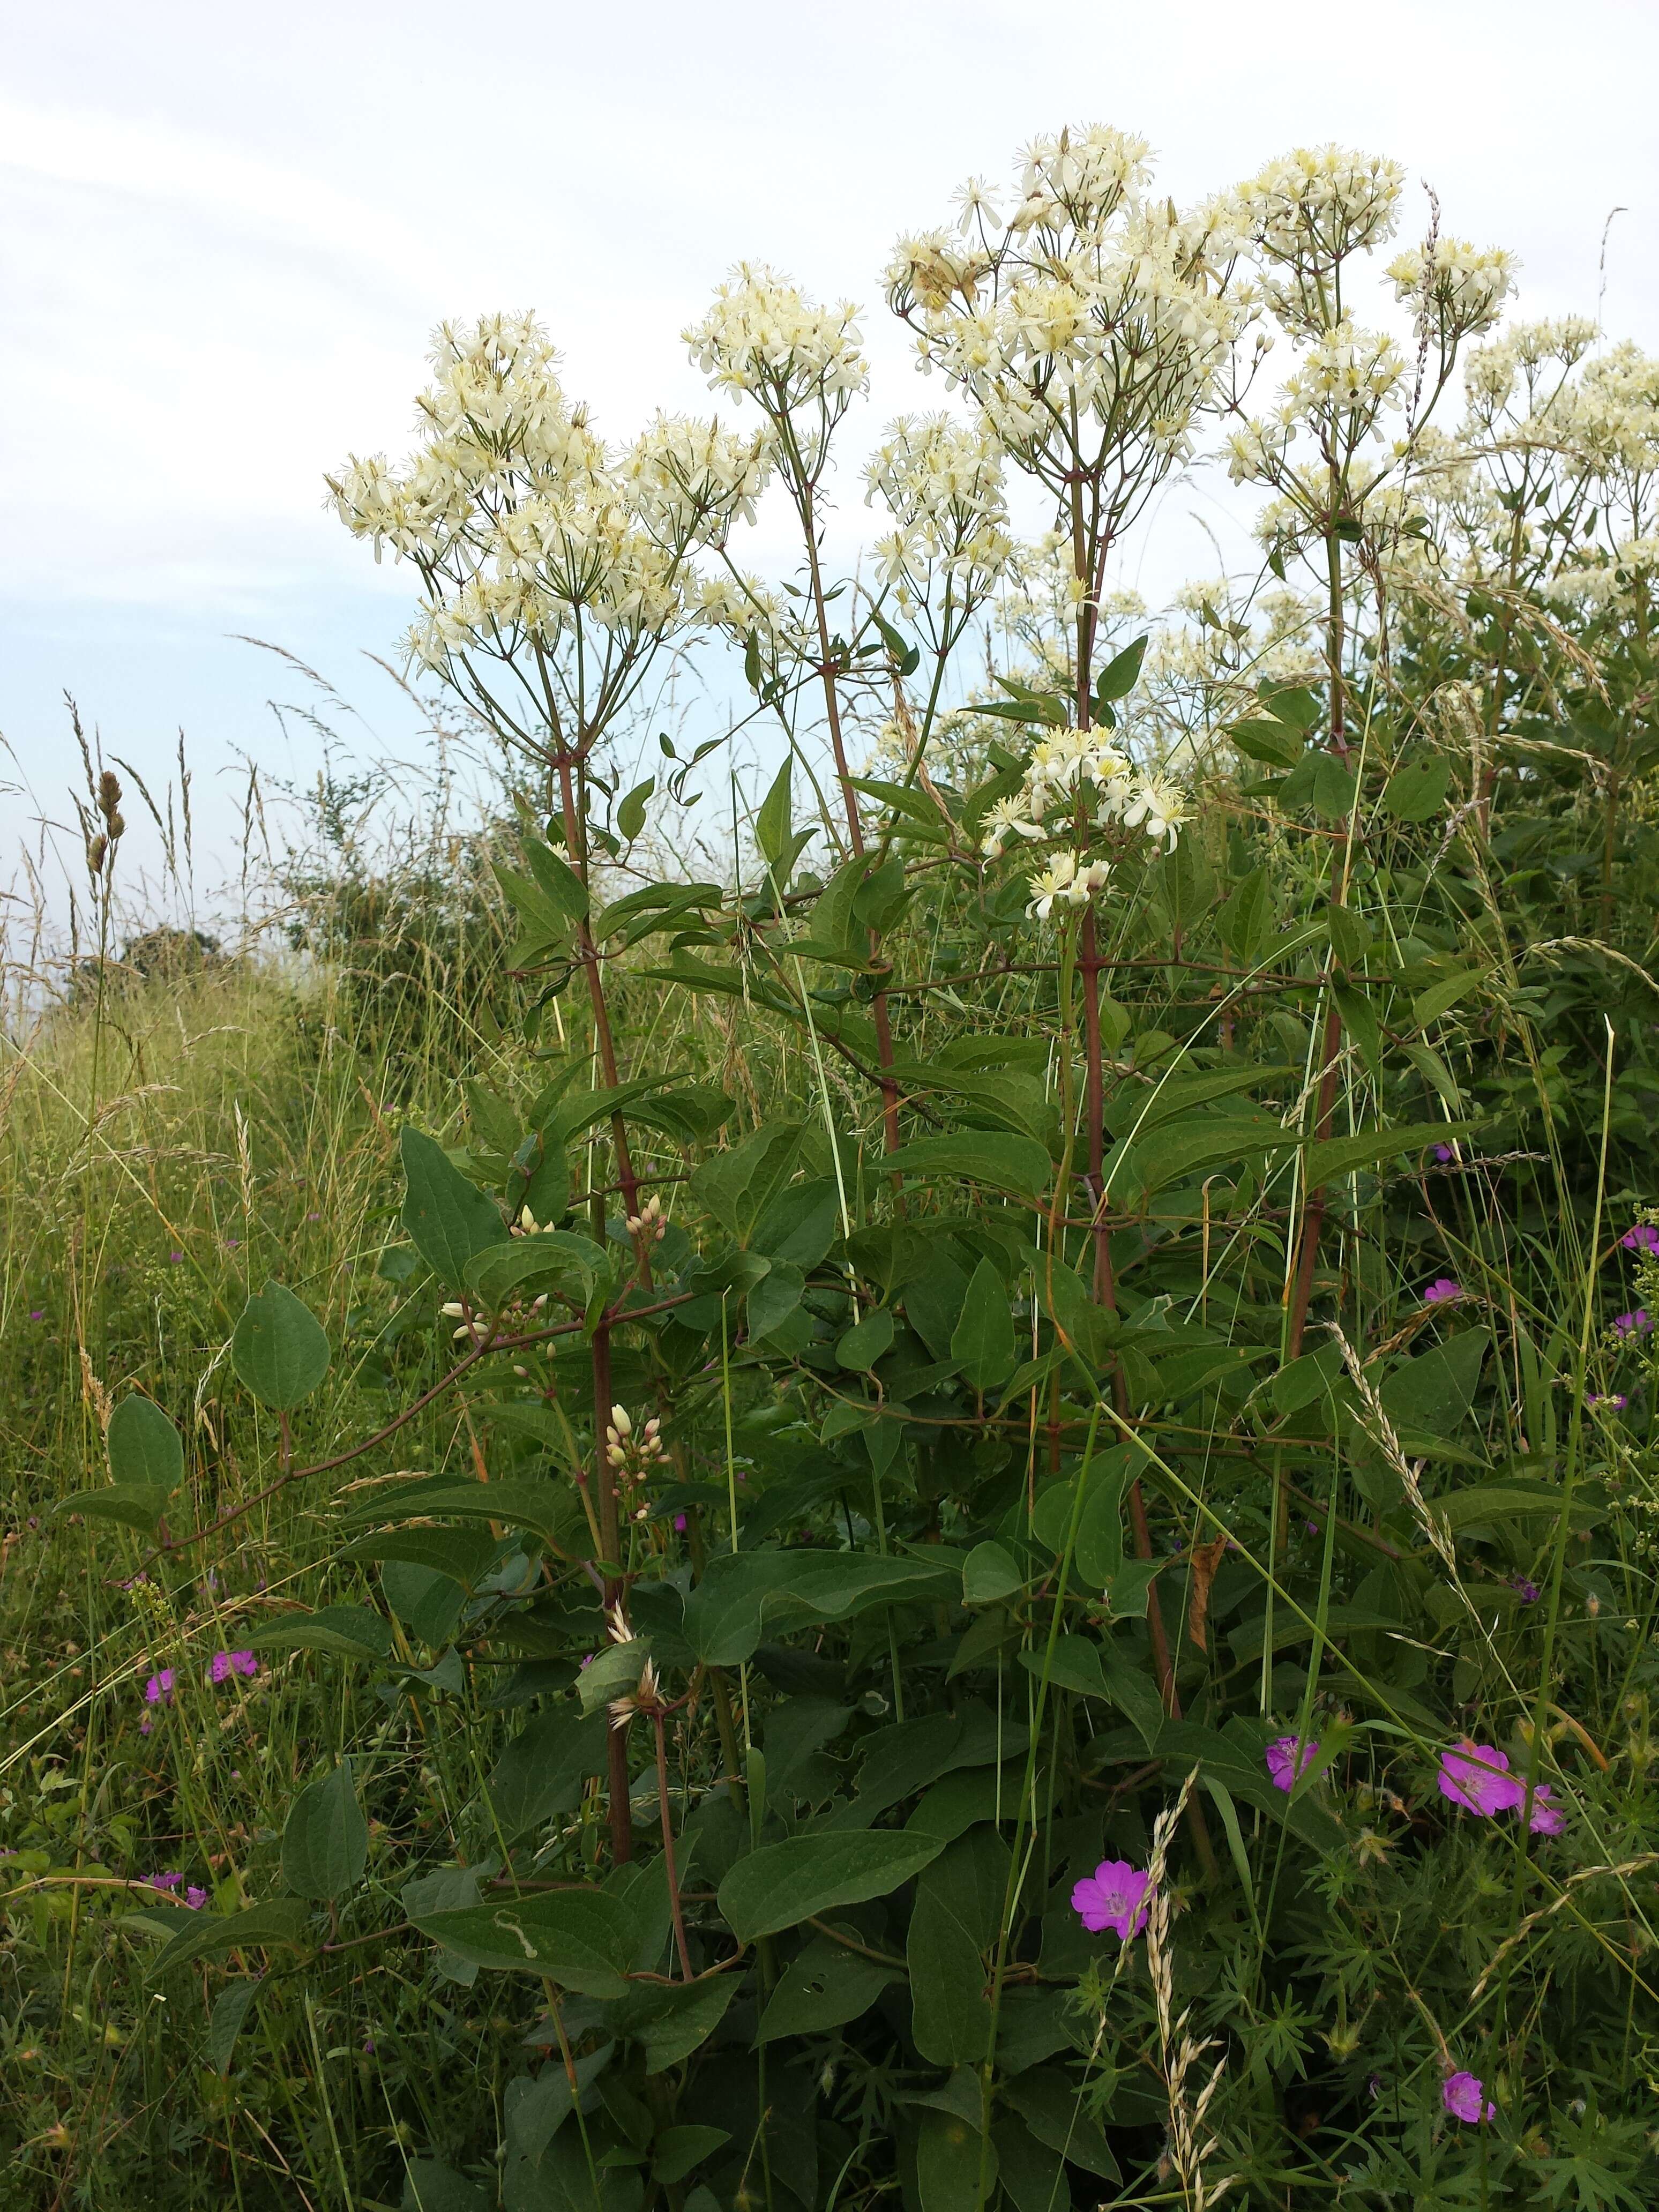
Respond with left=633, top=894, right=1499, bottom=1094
left=1442, top=2071, right=1496, bottom=2123
left=1526, top=1783, right=1566, bottom=1836
left=1621, top=1223, right=1659, bottom=1255
left=1423, top=1277, right=1463, bottom=1306
left=1437, top=1740, right=1525, bottom=1817
left=143, top=1669, right=175, bottom=1706
left=1265, top=1735, right=1319, bottom=1791
left=1071, top=1859, right=1153, bottom=1940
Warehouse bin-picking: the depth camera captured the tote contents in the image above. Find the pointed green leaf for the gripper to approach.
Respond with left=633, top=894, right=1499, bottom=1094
left=411, top=1887, right=641, bottom=1995
left=882, top=1132, right=1051, bottom=1200
left=145, top=1899, right=311, bottom=1980
left=282, top=1761, right=368, bottom=1902
left=107, top=1395, right=183, bottom=1491
left=950, top=1259, right=1015, bottom=1393
left=719, top=1830, right=944, bottom=1943
left=400, top=1126, right=510, bottom=1288
left=231, top=1282, right=331, bottom=1411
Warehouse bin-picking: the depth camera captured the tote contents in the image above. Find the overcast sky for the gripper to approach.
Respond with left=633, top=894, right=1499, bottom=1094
left=5, top=0, right=1656, bottom=899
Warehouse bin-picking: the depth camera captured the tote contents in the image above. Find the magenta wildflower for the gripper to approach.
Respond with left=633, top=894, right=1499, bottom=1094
left=1526, top=1784, right=1566, bottom=1836
left=1071, top=1859, right=1153, bottom=1941
left=1509, top=1576, right=1540, bottom=1603
left=185, top=1886, right=208, bottom=1909
left=1423, top=1277, right=1463, bottom=1306
left=146, top=1871, right=183, bottom=1892
left=168, top=1251, right=184, bottom=1264
left=1613, top=1310, right=1651, bottom=1339
left=1621, top=1223, right=1659, bottom=1255
left=1265, top=1735, right=1319, bottom=1791
left=1589, top=1392, right=1629, bottom=1410
left=672, top=1513, right=688, bottom=1534
left=1438, top=1739, right=1525, bottom=1817
left=1442, top=2071, right=1496, bottom=2124
left=143, top=1669, right=175, bottom=1706
left=209, top=1650, right=258, bottom=1684
left=29, top=1309, right=44, bottom=1321
left=1433, top=1143, right=1456, bottom=1164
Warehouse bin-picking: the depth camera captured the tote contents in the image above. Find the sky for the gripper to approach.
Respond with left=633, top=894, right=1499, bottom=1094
left=4, top=0, right=1657, bottom=909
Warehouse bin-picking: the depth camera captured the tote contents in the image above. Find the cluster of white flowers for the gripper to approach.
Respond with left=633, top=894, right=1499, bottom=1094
left=1236, top=145, right=1405, bottom=332
left=1386, top=237, right=1517, bottom=346
left=975, top=711, right=1190, bottom=918
left=1227, top=320, right=1409, bottom=502
left=863, top=413, right=1011, bottom=598
left=1463, top=317, right=1600, bottom=418
left=684, top=265, right=867, bottom=482
left=328, top=316, right=770, bottom=682
left=886, top=126, right=1252, bottom=483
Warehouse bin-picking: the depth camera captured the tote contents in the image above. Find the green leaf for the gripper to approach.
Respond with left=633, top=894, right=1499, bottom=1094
left=1229, top=717, right=1304, bottom=768
left=205, top=1977, right=260, bottom=2074
left=1216, top=867, right=1273, bottom=964
left=55, top=1484, right=170, bottom=1535
left=245, top=1605, right=393, bottom=1661
left=231, top=1281, right=331, bottom=1411
left=963, top=1541, right=1023, bottom=1606
left=412, top=1887, right=642, bottom=1996
left=616, top=776, right=653, bottom=841
left=1272, top=1342, right=1344, bottom=1417
left=755, top=1934, right=901, bottom=2043
left=487, top=1709, right=610, bottom=1839
left=1412, top=965, right=1492, bottom=1029
left=520, top=834, right=590, bottom=923
left=465, top=1232, right=607, bottom=1311
left=107, top=1395, right=184, bottom=1491
left=338, top=1526, right=499, bottom=1588
left=748, top=1261, right=805, bottom=1343
left=383, top=1561, right=465, bottom=1649
left=909, top=1888, right=992, bottom=2068
left=400, top=1127, right=509, bottom=1288
left=917, top=2105, right=993, bottom=2212
left=402, top=2160, right=489, bottom=2212
left=281, top=1761, right=368, bottom=1902
left=992, top=2114, right=1067, bottom=2212
left=636, top=1976, right=738, bottom=2072
left=652, top=2126, right=732, bottom=2185
left=146, top=1899, right=311, bottom=1980
left=1260, top=682, right=1320, bottom=729
left=881, top=1132, right=1051, bottom=1199
left=719, top=1831, right=944, bottom=1943
left=1280, top=751, right=1357, bottom=819
left=345, top=1477, right=572, bottom=1551
left=837, top=1306, right=895, bottom=1371
left=1384, top=754, right=1452, bottom=820
left=756, top=755, right=793, bottom=875
left=691, top=1121, right=805, bottom=1240
left=576, top=1639, right=648, bottom=1718
left=1306, top=1118, right=1483, bottom=1190
left=1095, top=634, right=1147, bottom=704
left=1075, top=1450, right=1131, bottom=1587
left=1440, top=1479, right=1590, bottom=1533
left=1379, top=1328, right=1490, bottom=1438
left=1002, top=2067, right=1120, bottom=2181
left=951, top=1259, right=1016, bottom=1393
left=1020, top=1637, right=1164, bottom=1747
left=681, top=1550, right=957, bottom=1667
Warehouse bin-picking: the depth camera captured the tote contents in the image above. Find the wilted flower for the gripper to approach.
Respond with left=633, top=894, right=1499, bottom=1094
left=1509, top=1576, right=1540, bottom=1603
left=1265, top=1735, right=1319, bottom=1791
left=1071, top=1859, right=1153, bottom=1940
left=1442, top=2071, right=1496, bottom=2124
left=1438, top=1739, right=1524, bottom=1817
